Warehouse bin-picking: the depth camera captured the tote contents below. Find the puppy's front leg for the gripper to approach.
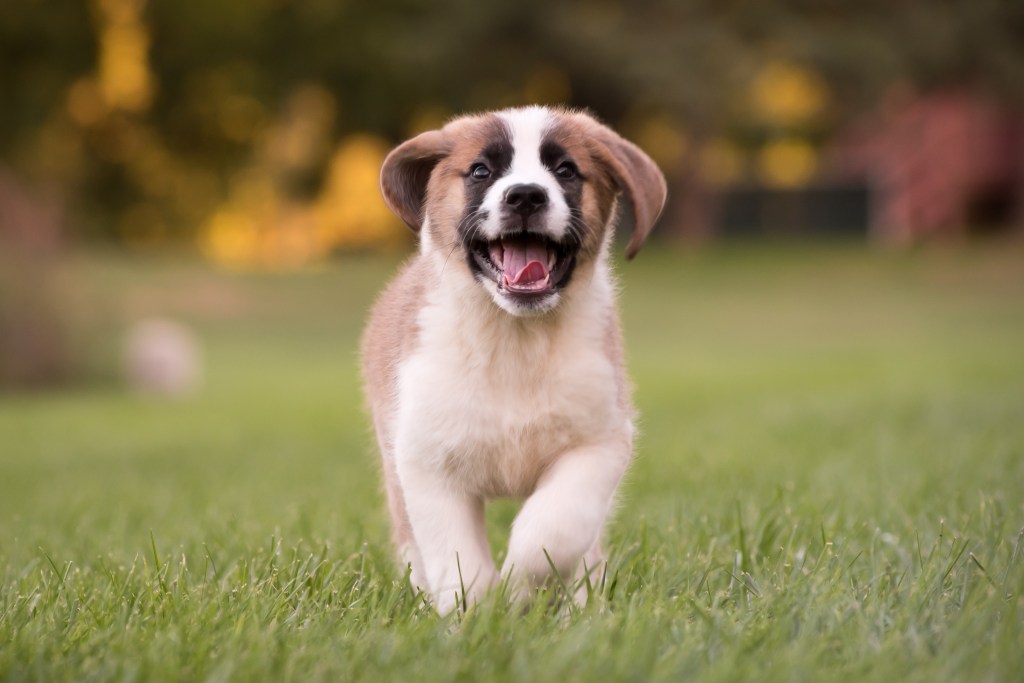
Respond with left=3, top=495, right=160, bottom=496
left=396, top=456, right=497, bottom=613
left=501, top=441, right=630, bottom=598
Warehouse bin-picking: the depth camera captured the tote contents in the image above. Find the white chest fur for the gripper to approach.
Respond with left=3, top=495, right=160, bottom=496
left=392, top=263, right=627, bottom=498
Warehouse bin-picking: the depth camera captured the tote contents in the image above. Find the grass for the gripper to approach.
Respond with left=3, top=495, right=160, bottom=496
left=1, top=242, right=1023, bottom=681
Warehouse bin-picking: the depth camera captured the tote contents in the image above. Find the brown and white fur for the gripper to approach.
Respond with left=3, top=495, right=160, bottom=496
left=362, top=106, right=666, bottom=613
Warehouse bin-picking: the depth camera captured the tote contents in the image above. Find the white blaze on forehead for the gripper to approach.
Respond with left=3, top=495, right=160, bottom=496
left=475, top=106, right=571, bottom=241
left=500, top=106, right=553, bottom=179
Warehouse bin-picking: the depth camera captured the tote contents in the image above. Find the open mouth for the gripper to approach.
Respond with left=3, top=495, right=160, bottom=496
left=469, top=232, right=577, bottom=300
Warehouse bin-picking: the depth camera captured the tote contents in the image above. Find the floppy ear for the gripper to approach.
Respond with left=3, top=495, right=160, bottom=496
left=590, top=125, right=668, bottom=259
left=380, top=130, right=449, bottom=232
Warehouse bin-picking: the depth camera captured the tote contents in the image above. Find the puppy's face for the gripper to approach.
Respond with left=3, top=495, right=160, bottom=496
left=381, top=107, right=667, bottom=315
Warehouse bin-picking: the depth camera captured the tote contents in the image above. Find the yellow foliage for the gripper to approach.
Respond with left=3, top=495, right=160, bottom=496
left=630, top=115, right=688, bottom=172
left=267, top=85, right=337, bottom=170
left=94, top=0, right=154, bottom=112
left=96, top=0, right=143, bottom=25
left=699, top=138, right=745, bottom=186
left=66, top=78, right=108, bottom=127
left=313, top=135, right=406, bottom=251
left=259, top=211, right=322, bottom=271
left=756, top=137, right=818, bottom=188
left=200, top=132, right=407, bottom=271
left=749, top=60, right=828, bottom=127
left=201, top=208, right=263, bottom=270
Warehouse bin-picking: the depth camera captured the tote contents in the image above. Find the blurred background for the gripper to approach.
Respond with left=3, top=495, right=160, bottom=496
left=1, top=0, right=1023, bottom=389
left=2, top=7, right=1024, bottom=674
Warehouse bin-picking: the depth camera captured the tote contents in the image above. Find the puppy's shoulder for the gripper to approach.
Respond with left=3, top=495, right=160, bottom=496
left=361, top=255, right=428, bottom=399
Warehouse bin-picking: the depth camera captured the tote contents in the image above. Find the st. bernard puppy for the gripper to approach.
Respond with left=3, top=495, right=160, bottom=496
left=362, top=105, right=666, bottom=613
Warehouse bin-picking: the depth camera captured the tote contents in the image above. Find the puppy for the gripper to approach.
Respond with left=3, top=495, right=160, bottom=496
left=362, top=106, right=666, bottom=613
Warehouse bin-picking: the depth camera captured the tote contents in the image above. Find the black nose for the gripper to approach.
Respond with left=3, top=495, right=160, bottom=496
left=504, top=183, right=548, bottom=215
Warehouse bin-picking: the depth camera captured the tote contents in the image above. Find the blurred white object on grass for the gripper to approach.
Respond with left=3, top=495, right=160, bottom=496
left=123, top=318, right=201, bottom=396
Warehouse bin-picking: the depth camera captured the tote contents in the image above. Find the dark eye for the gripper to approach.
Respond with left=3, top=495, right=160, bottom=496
left=555, top=162, right=578, bottom=180
left=470, top=163, right=491, bottom=180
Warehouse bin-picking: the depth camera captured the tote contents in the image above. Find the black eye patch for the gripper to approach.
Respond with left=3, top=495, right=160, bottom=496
left=538, top=139, right=586, bottom=244
left=458, top=126, right=514, bottom=242
left=466, top=141, right=513, bottom=179
left=539, top=141, right=585, bottom=181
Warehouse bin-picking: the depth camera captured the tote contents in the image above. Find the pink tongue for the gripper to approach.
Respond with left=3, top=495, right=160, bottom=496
left=502, top=241, right=549, bottom=285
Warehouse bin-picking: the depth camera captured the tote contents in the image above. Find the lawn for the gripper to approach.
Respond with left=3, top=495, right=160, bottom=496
left=1, top=243, right=1022, bottom=682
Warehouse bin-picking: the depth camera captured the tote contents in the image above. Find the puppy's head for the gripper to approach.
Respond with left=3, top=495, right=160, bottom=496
left=380, top=106, right=667, bottom=315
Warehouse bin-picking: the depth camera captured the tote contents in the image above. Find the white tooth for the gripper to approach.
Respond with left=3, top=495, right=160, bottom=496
left=548, top=251, right=556, bottom=269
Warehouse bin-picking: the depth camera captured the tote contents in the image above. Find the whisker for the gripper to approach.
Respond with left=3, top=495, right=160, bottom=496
left=565, top=208, right=589, bottom=247
left=441, top=208, right=487, bottom=275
